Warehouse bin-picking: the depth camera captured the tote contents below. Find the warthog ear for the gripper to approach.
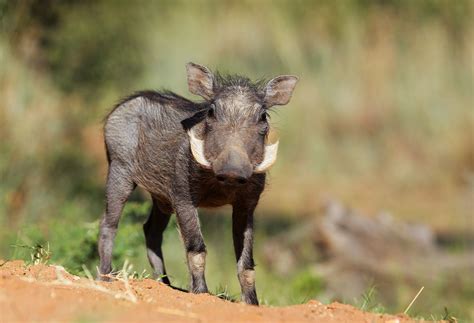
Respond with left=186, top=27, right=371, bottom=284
left=264, top=75, right=299, bottom=107
left=186, top=62, right=214, bottom=100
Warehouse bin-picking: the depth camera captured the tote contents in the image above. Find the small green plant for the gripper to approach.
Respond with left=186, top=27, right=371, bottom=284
left=442, top=307, right=458, bottom=323
left=131, top=269, right=151, bottom=280
left=359, top=285, right=375, bottom=311
left=357, top=285, right=386, bottom=313
left=214, top=285, right=238, bottom=302
left=11, top=243, right=52, bottom=265
left=106, top=260, right=151, bottom=281
left=417, top=306, right=459, bottom=322
left=156, top=273, right=168, bottom=282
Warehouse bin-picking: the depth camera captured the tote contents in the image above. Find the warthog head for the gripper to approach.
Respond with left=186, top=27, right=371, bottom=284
left=182, top=62, right=298, bottom=186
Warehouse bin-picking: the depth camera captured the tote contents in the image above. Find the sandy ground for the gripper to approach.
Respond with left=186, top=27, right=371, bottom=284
left=0, top=260, right=426, bottom=322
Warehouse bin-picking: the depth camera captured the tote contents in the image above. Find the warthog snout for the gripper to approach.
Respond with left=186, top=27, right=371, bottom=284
left=213, top=146, right=253, bottom=185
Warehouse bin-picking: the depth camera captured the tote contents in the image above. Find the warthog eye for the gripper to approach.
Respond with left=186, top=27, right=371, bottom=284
left=208, top=103, right=216, bottom=118
left=259, top=111, right=268, bottom=122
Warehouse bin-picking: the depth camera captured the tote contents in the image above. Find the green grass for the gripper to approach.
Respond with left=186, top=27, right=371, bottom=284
left=10, top=243, right=52, bottom=265
left=357, top=285, right=386, bottom=314
left=214, top=285, right=239, bottom=302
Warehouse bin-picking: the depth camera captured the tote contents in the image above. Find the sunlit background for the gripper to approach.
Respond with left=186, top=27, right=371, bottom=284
left=1, top=1, right=472, bottom=320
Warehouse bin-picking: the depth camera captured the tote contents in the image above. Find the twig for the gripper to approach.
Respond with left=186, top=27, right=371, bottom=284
left=81, top=263, right=137, bottom=303
left=404, top=286, right=424, bottom=314
left=118, top=260, right=137, bottom=303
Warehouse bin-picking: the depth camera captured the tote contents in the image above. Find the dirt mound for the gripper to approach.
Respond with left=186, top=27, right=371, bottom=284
left=0, top=260, right=420, bottom=322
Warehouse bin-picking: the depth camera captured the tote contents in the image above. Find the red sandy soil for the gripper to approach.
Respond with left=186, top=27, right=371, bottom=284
left=0, top=260, right=425, bottom=322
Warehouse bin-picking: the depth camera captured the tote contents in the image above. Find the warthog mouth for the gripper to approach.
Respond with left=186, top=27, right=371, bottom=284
left=187, top=128, right=279, bottom=173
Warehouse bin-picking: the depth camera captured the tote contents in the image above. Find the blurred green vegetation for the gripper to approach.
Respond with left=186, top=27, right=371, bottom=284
left=0, top=0, right=473, bottom=321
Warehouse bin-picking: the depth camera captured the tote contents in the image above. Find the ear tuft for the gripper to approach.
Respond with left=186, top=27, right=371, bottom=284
left=186, top=62, right=214, bottom=100
left=264, top=75, right=298, bottom=107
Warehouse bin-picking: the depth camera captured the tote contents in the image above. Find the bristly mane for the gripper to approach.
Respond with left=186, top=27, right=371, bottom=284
left=104, top=90, right=199, bottom=122
left=117, top=90, right=194, bottom=108
left=213, top=72, right=268, bottom=97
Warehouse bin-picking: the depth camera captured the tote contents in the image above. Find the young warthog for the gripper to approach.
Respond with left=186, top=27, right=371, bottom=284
left=98, top=63, right=298, bottom=305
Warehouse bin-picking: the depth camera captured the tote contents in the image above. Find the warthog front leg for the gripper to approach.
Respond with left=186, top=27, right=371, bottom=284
left=232, top=202, right=258, bottom=305
left=175, top=205, right=208, bottom=294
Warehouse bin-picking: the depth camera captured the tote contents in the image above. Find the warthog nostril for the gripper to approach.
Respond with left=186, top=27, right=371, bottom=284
left=215, top=173, right=249, bottom=185
left=236, top=177, right=248, bottom=185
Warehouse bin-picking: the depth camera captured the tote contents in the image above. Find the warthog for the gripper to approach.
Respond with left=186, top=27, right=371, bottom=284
left=98, top=62, right=298, bottom=305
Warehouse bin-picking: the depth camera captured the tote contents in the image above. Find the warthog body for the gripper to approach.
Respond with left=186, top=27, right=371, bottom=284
left=98, top=63, right=298, bottom=305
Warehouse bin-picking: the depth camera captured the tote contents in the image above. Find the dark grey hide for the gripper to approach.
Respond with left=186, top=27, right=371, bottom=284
left=98, top=62, right=298, bottom=305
